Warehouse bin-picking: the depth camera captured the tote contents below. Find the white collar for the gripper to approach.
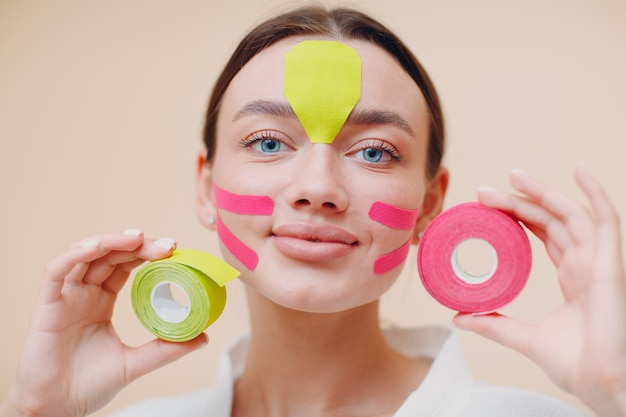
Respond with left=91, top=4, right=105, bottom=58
left=200, top=326, right=474, bottom=417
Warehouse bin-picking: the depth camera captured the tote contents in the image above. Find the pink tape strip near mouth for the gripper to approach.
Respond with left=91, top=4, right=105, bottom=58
left=368, top=201, right=420, bottom=230
left=216, top=215, right=259, bottom=271
left=369, top=202, right=419, bottom=274
left=213, top=184, right=274, bottom=271
left=214, top=184, right=274, bottom=215
left=213, top=189, right=417, bottom=274
left=374, top=238, right=412, bottom=275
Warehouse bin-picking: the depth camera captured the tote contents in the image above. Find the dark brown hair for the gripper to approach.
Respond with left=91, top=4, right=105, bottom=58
left=202, top=5, right=445, bottom=179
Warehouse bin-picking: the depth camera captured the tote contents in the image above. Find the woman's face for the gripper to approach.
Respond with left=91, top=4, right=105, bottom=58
left=198, top=36, right=444, bottom=313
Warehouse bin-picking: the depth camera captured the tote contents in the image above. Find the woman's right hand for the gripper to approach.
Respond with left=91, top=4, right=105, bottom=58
left=0, top=230, right=209, bottom=417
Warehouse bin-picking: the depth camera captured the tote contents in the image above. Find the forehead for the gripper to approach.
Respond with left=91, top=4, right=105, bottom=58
left=218, top=37, right=428, bottom=138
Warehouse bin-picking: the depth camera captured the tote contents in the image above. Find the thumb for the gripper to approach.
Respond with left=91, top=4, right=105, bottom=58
left=453, top=312, right=533, bottom=357
left=123, top=333, right=209, bottom=383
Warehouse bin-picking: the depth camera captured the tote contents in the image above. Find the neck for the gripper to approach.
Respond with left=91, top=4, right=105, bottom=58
left=232, top=289, right=430, bottom=417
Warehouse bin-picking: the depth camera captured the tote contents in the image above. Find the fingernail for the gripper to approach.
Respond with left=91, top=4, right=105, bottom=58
left=81, top=239, right=99, bottom=248
left=477, top=185, right=498, bottom=193
left=511, top=168, right=528, bottom=176
left=122, top=228, right=142, bottom=236
left=153, top=238, right=177, bottom=250
left=576, top=160, right=591, bottom=172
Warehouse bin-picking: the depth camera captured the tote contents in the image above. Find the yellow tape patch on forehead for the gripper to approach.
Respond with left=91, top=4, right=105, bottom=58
left=284, top=40, right=361, bottom=144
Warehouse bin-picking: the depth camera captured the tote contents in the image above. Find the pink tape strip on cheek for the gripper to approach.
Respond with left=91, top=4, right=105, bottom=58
left=216, top=215, right=259, bottom=271
left=369, top=202, right=420, bottom=230
left=374, top=239, right=412, bottom=275
left=214, top=184, right=274, bottom=215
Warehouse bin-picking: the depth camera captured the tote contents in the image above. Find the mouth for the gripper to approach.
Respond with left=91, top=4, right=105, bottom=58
left=271, top=223, right=358, bottom=262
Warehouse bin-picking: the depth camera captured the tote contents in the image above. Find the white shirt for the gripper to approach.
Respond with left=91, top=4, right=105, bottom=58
left=109, top=326, right=589, bottom=416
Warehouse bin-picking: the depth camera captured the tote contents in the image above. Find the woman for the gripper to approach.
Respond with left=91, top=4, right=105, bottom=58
left=1, top=5, right=624, bottom=417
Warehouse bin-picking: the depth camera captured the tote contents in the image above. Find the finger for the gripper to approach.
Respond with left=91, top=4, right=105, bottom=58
left=69, top=230, right=145, bottom=251
left=101, top=259, right=147, bottom=294
left=122, top=333, right=209, bottom=384
left=81, top=253, right=140, bottom=286
left=39, top=243, right=102, bottom=303
left=64, top=262, right=92, bottom=286
left=453, top=312, right=533, bottom=358
left=64, top=231, right=146, bottom=284
left=39, top=229, right=166, bottom=303
left=83, top=237, right=177, bottom=287
left=135, top=237, right=180, bottom=261
left=101, top=238, right=179, bottom=293
left=509, top=169, right=594, bottom=243
left=522, top=221, right=564, bottom=265
left=574, top=164, right=625, bottom=287
left=478, top=188, right=571, bottom=253
left=575, top=163, right=621, bottom=240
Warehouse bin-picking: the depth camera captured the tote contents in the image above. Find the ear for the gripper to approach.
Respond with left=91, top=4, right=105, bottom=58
left=196, top=148, right=217, bottom=230
left=413, top=167, right=449, bottom=244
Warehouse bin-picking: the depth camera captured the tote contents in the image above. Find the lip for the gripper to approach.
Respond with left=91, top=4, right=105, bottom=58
left=271, top=223, right=358, bottom=262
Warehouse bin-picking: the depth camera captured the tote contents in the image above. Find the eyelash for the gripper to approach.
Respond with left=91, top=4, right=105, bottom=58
left=354, top=139, right=402, bottom=162
left=240, top=132, right=402, bottom=163
left=239, top=130, right=282, bottom=148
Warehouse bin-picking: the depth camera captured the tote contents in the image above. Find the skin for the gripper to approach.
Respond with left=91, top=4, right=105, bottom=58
left=197, top=37, right=447, bottom=314
left=0, top=233, right=208, bottom=417
left=0, top=36, right=624, bottom=417
left=457, top=165, right=626, bottom=416
left=196, top=37, right=447, bottom=417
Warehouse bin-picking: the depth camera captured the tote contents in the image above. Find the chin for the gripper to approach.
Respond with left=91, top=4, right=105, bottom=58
left=246, top=273, right=396, bottom=314
left=270, top=294, right=369, bottom=314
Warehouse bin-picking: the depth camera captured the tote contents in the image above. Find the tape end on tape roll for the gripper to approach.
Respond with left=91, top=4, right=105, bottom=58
left=169, top=249, right=240, bottom=286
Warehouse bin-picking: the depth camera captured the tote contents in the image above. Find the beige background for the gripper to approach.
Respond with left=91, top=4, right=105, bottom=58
left=1, top=0, right=625, bottom=415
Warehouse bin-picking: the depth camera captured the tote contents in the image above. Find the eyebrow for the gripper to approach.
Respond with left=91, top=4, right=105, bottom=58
left=234, top=100, right=296, bottom=120
left=233, top=99, right=415, bottom=137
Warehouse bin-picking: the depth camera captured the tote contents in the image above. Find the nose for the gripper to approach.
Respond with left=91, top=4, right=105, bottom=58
left=286, top=144, right=348, bottom=213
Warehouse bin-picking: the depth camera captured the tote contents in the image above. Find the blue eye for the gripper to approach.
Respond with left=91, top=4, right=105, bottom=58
left=351, top=140, right=400, bottom=164
left=259, top=139, right=281, bottom=153
left=240, top=130, right=292, bottom=155
left=360, top=147, right=383, bottom=163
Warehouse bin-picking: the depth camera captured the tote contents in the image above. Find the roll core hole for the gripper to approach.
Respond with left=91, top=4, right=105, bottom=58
left=150, top=282, right=191, bottom=323
left=451, top=238, right=497, bottom=284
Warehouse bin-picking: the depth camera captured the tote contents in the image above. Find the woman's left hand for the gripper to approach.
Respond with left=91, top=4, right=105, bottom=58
left=453, top=163, right=626, bottom=416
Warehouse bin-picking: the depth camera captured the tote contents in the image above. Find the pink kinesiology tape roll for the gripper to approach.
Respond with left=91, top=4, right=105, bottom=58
left=417, top=202, right=532, bottom=313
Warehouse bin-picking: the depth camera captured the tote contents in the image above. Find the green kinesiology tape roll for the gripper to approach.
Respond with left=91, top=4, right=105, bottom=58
left=131, top=249, right=240, bottom=342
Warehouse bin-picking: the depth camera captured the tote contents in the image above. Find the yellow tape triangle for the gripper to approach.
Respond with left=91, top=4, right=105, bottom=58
left=284, top=40, right=361, bottom=144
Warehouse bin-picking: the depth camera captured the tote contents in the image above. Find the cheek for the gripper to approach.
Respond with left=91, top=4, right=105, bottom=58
left=373, top=237, right=413, bottom=275
left=367, top=198, right=422, bottom=275
left=213, top=184, right=276, bottom=271
left=214, top=183, right=274, bottom=215
left=216, top=214, right=264, bottom=271
left=212, top=178, right=424, bottom=277
left=369, top=201, right=420, bottom=230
